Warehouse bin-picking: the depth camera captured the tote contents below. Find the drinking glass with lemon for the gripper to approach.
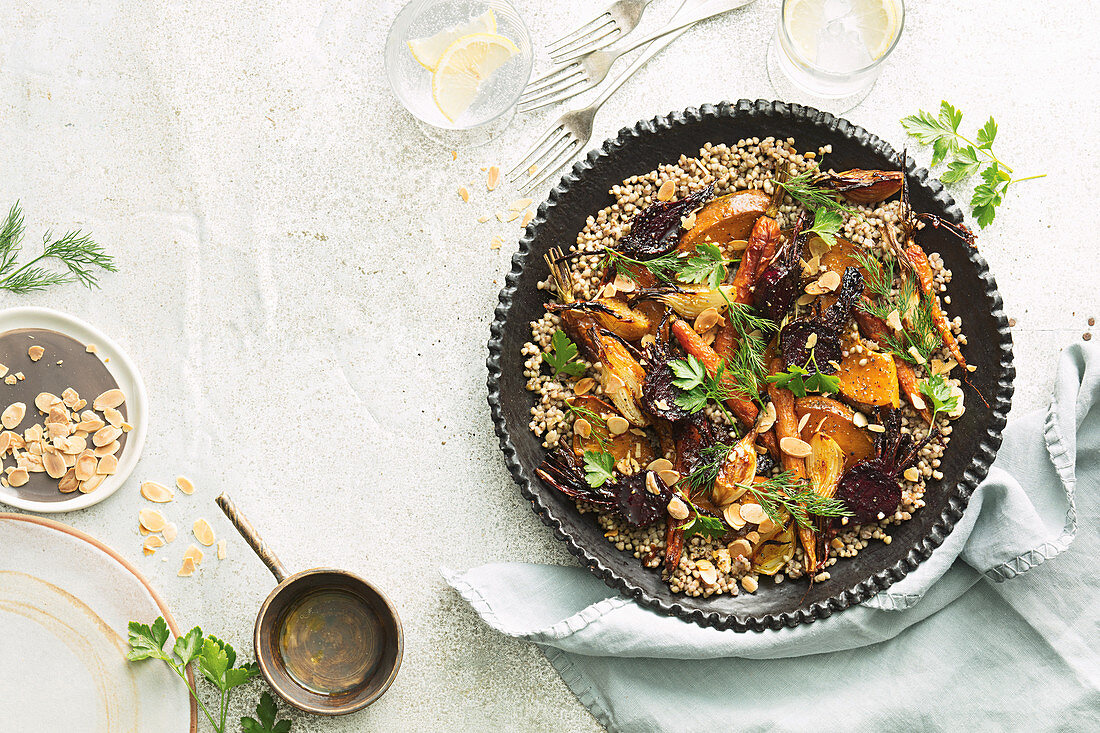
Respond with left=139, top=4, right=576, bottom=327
left=385, top=0, right=533, bottom=145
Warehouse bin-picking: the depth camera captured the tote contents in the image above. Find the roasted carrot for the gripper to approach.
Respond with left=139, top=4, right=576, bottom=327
left=903, top=242, right=969, bottom=373
left=854, top=307, right=935, bottom=423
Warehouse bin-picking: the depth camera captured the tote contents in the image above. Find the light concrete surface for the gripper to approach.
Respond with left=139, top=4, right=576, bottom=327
left=0, top=1, right=1097, bottom=730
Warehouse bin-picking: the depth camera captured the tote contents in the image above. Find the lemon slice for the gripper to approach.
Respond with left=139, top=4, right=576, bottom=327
left=784, top=0, right=825, bottom=60
left=852, top=0, right=899, bottom=60
left=407, top=10, right=497, bottom=71
left=432, top=32, right=519, bottom=123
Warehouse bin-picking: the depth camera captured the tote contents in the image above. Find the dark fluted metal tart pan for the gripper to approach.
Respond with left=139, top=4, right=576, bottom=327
left=487, top=100, right=1014, bottom=631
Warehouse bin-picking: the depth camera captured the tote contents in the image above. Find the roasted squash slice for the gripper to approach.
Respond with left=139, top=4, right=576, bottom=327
left=679, top=189, right=770, bottom=250
left=836, top=347, right=901, bottom=408
left=794, top=396, right=874, bottom=470
left=567, top=395, right=655, bottom=465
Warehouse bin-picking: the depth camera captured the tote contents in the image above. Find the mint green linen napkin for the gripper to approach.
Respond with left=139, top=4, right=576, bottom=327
left=447, top=343, right=1100, bottom=731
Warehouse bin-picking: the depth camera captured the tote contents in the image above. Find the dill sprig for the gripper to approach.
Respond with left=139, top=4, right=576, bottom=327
left=678, top=443, right=733, bottom=497
left=602, top=243, right=738, bottom=290
left=0, top=202, right=115, bottom=293
left=852, top=249, right=940, bottom=364
left=777, top=170, right=862, bottom=219
left=566, top=402, right=610, bottom=450
left=742, top=471, right=853, bottom=529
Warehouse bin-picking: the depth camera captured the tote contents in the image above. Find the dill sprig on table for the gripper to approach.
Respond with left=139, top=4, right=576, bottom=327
left=0, top=202, right=115, bottom=293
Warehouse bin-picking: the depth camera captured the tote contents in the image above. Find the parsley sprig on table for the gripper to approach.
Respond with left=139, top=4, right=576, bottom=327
left=127, top=617, right=290, bottom=733
left=544, top=329, right=585, bottom=378
left=242, top=692, right=292, bottom=733
left=901, top=101, right=1045, bottom=228
left=0, top=201, right=116, bottom=293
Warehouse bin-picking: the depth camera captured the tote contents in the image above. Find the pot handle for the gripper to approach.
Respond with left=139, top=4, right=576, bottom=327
left=216, top=493, right=288, bottom=583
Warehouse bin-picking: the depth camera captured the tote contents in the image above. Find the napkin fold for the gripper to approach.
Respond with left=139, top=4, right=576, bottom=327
left=448, top=343, right=1100, bottom=731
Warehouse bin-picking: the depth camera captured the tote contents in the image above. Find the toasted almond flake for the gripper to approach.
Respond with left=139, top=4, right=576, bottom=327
left=61, top=388, right=79, bottom=408
left=92, top=425, right=122, bottom=447
left=605, top=373, right=626, bottom=394
left=966, top=364, right=977, bottom=372
left=779, top=436, right=812, bottom=457
left=739, top=502, right=769, bottom=524
left=693, top=307, right=722, bottom=334
left=58, top=468, right=78, bottom=493
left=723, top=504, right=747, bottom=529
left=910, top=393, right=927, bottom=411
left=680, top=211, right=697, bottom=230
left=756, top=401, right=777, bottom=433
left=657, top=469, right=680, bottom=488
left=509, top=197, right=533, bottom=211
left=486, top=165, right=500, bottom=191
left=489, top=235, right=503, bottom=250
left=104, top=407, right=123, bottom=427
left=867, top=423, right=886, bottom=433
left=46, top=405, right=68, bottom=425
left=216, top=539, right=227, bottom=559
left=28, top=345, right=44, bottom=361
left=178, top=556, right=197, bottom=577
left=885, top=309, right=903, bottom=332
left=0, top=364, right=6, bottom=377
left=8, top=468, right=28, bottom=487
left=741, top=575, right=759, bottom=593
left=797, top=412, right=810, bottom=433
left=646, top=458, right=674, bottom=473
left=143, top=535, right=165, bottom=555
left=451, top=150, right=457, bottom=161
left=3, top=376, right=14, bottom=385
left=97, top=454, right=118, bottom=475
left=477, top=214, right=490, bottom=223
left=727, top=537, right=752, bottom=559
left=667, top=496, right=689, bottom=520
left=141, top=481, right=174, bottom=503
left=527, top=164, right=538, bottom=176
left=75, top=453, right=98, bottom=481
left=907, top=345, right=927, bottom=364
left=600, top=282, right=617, bottom=299
left=573, top=418, right=592, bottom=439
left=183, top=544, right=204, bottom=565
left=853, top=411, right=869, bottom=428
left=43, top=451, right=67, bottom=479
left=757, top=517, right=779, bottom=535
left=2, top=402, right=26, bottom=429
left=695, top=559, right=718, bottom=586
left=645, top=471, right=661, bottom=495
left=94, top=440, right=120, bottom=457
left=495, top=211, right=506, bottom=222
left=15, top=372, right=23, bottom=380
left=457, top=186, right=470, bottom=202
left=63, top=435, right=86, bottom=454
left=163, top=522, right=178, bottom=543
left=818, top=270, right=842, bottom=292
left=138, top=509, right=166, bottom=533
left=573, top=377, right=595, bottom=396
left=193, top=518, right=215, bottom=546
left=903, top=467, right=921, bottom=482
left=176, top=476, right=195, bottom=495
left=86, top=344, right=98, bottom=353
left=612, top=273, right=636, bottom=293
left=520, top=209, right=534, bottom=227
left=606, top=416, right=629, bottom=435
left=93, top=389, right=125, bottom=411
left=656, top=180, right=676, bottom=201
left=35, top=393, right=61, bottom=412
left=804, top=331, right=818, bottom=349
left=120, top=423, right=133, bottom=433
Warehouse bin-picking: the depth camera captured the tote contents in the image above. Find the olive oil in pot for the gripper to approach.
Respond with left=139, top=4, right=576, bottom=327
left=276, top=588, right=384, bottom=695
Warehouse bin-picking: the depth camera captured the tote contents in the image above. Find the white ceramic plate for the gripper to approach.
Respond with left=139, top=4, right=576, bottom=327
left=0, top=513, right=196, bottom=731
left=0, top=307, right=147, bottom=512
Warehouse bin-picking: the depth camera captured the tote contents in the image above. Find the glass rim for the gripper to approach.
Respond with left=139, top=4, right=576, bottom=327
left=778, top=0, right=906, bottom=78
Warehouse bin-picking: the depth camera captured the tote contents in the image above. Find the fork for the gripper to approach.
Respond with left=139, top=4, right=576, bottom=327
left=544, top=0, right=653, bottom=64
left=519, top=0, right=757, bottom=113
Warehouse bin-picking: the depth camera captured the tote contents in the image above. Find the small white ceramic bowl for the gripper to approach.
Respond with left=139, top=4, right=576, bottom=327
left=0, top=307, right=147, bottom=512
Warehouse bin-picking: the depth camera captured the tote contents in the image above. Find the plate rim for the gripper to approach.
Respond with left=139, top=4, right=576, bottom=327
left=0, top=512, right=198, bottom=731
left=0, top=306, right=148, bottom=512
left=486, top=99, right=1015, bottom=631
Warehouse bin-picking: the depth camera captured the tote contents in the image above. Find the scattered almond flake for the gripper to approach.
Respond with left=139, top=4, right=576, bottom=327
left=85, top=344, right=98, bottom=354
left=178, top=556, right=197, bottom=577
left=495, top=211, right=506, bottom=222
left=867, top=423, right=886, bottom=433
left=34, top=392, right=60, bottom=413
left=61, top=388, right=79, bottom=408
left=183, top=544, right=204, bottom=565
left=656, top=180, right=676, bottom=201
left=43, top=451, right=66, bottom=479
left=58, top=468, right=79, bottom=493
left=0, top=364, right=7, bottom=377
left=93, top=389, right=125, bottom=411
left=489, top=235, right=503, bottom=250
left=28, top=345, right=44, bottom=361
left=509, top=197, right=533, bottom=211
left=520, top=209, right=534, bottom=227
left=477, top=215, right=490, bottom=223
left=141, top=481, right=174, bottom=503
left=193, top=518, right=215, bottom=546
left=486, top=165, right=500, bottom=190
left=162, top=522, right=178, bottom=543
left=138, top=524, right=151, bottom=536
left=457, top=186, right=470, bottom=202
left=15, top=372, right=24, bottom=381
left=217, top=539, right=227, bottom=560
left=527, top=164, right=538, bottom=176
left=3, top=376, right=14, bottom=385
left=120, top=422, right=133, bottom=433
left=176, top=476, right=195, bottom=495
left=450, top=150, right=457, bottom=161
left=139, top=508, right=167, bottom=532
left=143, top=535, right=165, bottom=556
left=504, top=210, right=523, bottom=222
